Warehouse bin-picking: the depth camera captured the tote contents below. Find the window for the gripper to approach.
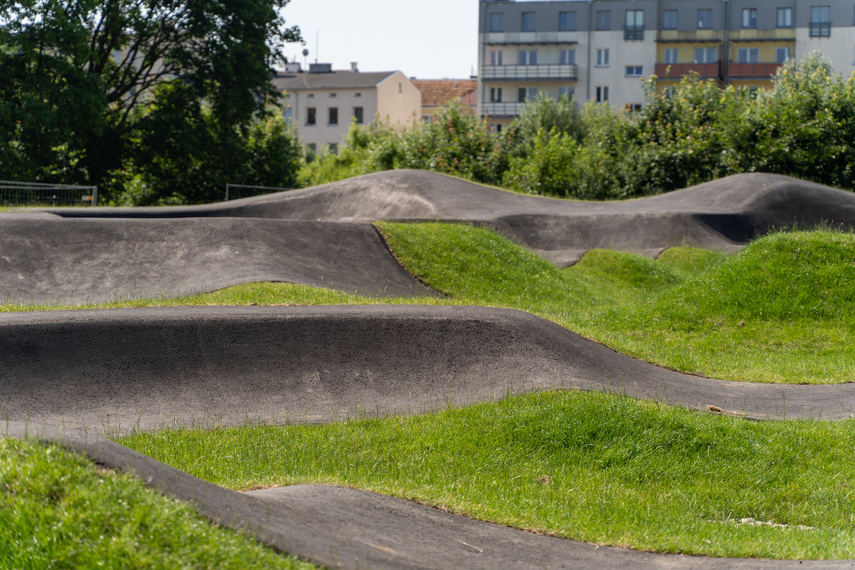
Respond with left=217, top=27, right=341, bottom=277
left=626, top=103, right=642, bottom=114
left=559, top=11, right=577, bottom=31
left=490, top=13, right=504, bottom=32
left=737, top=47, right=760, bottom=64
left=306, top=107, right=316, bottom=126
left=307, top=93, right=315, bottom=99
left=597, top=11, right=611, bottom=30
left=777, top=7, right=793, bottom=28
left=559, top=49, right=576, bottom=65
left=558, top=86, right=574, bottom=98
left=492, top=124, right=503, bottom=134
left=518, top=50, right=538, bottom=65
left=490, top=50, right=503, bottom=66
left=596, top=86, right=609, bottom=103
left=328, top=143, right=338, bottom=155
left=353, top=106, right=364, bottom=124
left=698, top=9, right=712, bottom=29
left=810, top=6, right=831, bottom=37
left=625, top=10, right=644, bottom=40
left=307, top=143, right=317, bottom=154
left=776, top=47, right=792, bottom=64
left=626, top=66, right=643, bottom=77
left=328, top=107, right=338, bottom=125
left=596, top=48, right=610, bottom=67
left=694, top=47, right=717, bottom=63
left=518, top=87, right=538, bottom=102
left=489, top=87, right=502, bottom=102
left=742, top=8, right=757, bottom=28
left=664, top=48, right=679, bottom=64
left=664, top=86, right=677, bottom=98
left=663, top=10, right=677, bottom=30
left=355, top=93, right=362, bottom=98
left=522, top=12, right=536, bottom=31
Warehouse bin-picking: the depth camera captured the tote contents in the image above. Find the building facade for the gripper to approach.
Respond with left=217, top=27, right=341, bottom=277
left=479, top=0, right=855, bottom=126
left=273, top=65, right=421, bottom=153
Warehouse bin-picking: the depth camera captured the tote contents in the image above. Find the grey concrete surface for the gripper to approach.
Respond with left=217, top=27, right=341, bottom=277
left=0, top=217, right=435, bottom=304
left=42, top=170, right=855, bottom=264
left=3, top=306, right=853, bottom=434
left=4, top=421, right=853, bottom=569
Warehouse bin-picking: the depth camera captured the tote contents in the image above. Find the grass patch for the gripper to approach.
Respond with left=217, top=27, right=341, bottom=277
left=377, top=223, right=855, bottom=384
left=0, top=437, right=315, bottom=569
left=119, top=390, right=855, bottom=559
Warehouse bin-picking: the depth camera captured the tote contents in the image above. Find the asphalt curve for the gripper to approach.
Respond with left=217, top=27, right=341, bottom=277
left=4, top=306, right=855, bottom=569
left=3, top=306, right=852, bottom=432
left=0, top=216, right=435, bottom=304
left=44, top=170, right=855, bottom=266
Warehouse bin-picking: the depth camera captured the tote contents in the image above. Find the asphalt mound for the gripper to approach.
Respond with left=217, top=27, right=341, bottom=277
left=0, top=217, right=434, bottom=304
left=45, top=170, right=855, bottom=264
left=3, top=306, right=852, bottom=434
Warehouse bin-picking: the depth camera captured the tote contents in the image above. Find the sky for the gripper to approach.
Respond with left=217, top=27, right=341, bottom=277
left=279, top=0, right=480, bottom=79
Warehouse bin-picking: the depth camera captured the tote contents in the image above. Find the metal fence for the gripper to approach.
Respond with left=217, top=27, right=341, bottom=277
left=0, top=181, right=98, bottom=207
left=224, top=183, right=292, bottom=201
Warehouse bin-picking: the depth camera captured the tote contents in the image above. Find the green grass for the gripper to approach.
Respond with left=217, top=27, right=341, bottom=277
left=6, top=222, right=855, bottom=561
left=0, top=437, right=316, bottom=569
left=376, top=222, right=855, bottom=384
left=119, top=390, right=855, bottom=559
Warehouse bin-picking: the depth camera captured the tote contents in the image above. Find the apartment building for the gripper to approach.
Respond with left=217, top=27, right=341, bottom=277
left=479, top=0, right=855, bottom=126
left=273, top=64, right=421, bottom=153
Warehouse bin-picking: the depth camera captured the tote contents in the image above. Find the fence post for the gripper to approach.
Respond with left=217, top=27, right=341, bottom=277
left=92, top=186, right=98, bottom=206
left=225, top=183, right=230, bottom=201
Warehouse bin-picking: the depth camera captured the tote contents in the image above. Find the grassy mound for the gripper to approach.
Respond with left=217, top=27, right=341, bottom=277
left=0, top=438, right=314, bottom=569
left=120, top=390, right=855, bottom=560
left=597, top=230, right=855, bottom=383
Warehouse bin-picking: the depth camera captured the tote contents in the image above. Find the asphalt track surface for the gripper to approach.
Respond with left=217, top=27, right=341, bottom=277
left=5, top=171, right=855, bottom=567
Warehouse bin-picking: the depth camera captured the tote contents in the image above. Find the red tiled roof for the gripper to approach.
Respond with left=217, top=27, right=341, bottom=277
left=412, top=79, right=477, bottom=108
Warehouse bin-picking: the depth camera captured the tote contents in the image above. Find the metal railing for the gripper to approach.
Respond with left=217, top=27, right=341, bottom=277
left=481, top=64, right=578, bottom=81
left=482, top=102, right=524, bottom=118
left=624, top=25, right=644, bottom=40
left=0, top=181, right=98, bottom=207
left=809, top=21, right=831, bottom=37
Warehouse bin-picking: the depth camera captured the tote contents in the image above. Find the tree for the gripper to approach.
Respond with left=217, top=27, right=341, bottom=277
left=0, top=0, right=301, bottom=200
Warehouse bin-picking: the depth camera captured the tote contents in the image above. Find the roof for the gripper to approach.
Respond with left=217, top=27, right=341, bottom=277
left=272, top=71, right=399, bottom=91
left=412, top=80, right=477, bottom=108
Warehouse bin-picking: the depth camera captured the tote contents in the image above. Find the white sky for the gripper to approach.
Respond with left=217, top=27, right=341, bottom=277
left=279, top=0, right=480, bottom=79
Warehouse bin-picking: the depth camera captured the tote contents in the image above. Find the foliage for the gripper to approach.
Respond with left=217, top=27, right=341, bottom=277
left=0, top=0, right=302, bottom=202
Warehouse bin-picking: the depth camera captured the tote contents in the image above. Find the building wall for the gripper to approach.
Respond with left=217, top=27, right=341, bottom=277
left=479, top=0, right=855, bottom=120
left=288, top=87, right=379, bottom=151
left=376, top=71, right=422, bottom=129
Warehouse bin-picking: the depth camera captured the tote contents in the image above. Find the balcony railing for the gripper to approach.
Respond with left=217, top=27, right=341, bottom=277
left=728, top=62, right=782, bottom=78
left=654, top=62, right=720, bottom=79
left=624, top=25, right=644, bottom=40
left=482, top=102, right=524, bottom=118
left=809, top=21, right=831, bottom=37
left=481, top=64, right=578, bottom=81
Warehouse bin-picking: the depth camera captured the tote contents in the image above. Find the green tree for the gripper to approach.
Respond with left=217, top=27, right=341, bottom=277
left=0, top=0, right=301, bottom=200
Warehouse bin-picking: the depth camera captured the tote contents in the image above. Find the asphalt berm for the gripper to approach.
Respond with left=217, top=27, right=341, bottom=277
left=6, top=170, right=855, bottom=304
left=4, top=171, right=855, bottom=568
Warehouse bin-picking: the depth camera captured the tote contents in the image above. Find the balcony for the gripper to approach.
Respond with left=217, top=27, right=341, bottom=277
left=810, top=21, right=831, bottom=37
left=624, top=25, right=644, bottom=41
left=654, top=62, right=720, bottom=79
left=481, top=64, right=578, bottom=82
left=482, top=102, right=524, bottom=118
left=728, top=62, right=782, bottom=78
